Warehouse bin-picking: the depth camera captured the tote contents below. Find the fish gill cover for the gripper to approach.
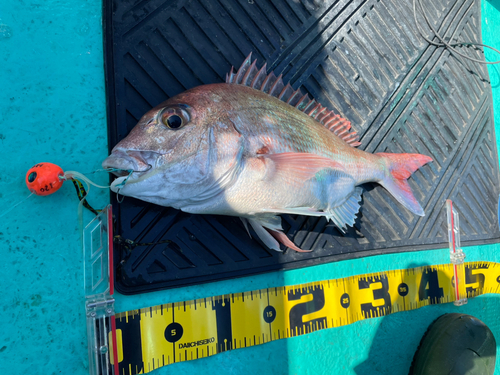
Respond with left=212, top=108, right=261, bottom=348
left=104, top=0, right=500, bottom=294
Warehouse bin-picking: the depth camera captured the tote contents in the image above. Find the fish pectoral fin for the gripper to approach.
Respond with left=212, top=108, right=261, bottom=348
left=259, top=152, right=345, bottom=181
left=325, top=187, right=363, bottom=231
left=246, top=216, right=310, bottom=252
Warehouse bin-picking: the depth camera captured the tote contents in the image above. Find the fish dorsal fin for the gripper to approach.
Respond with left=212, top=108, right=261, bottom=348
left=226, top=53, right=361, bottom=147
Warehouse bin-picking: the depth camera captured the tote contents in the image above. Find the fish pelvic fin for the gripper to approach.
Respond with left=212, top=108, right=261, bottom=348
left=266, top=228, right=312, bottom=253
left=244, top=216, right=311, bottom=252
left=377, top=153, right=433, bottom=216
left=226, top=53, right=361, bottom=147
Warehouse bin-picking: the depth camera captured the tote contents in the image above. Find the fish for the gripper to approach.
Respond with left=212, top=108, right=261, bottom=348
left=102, top=53, right=432, bottom=252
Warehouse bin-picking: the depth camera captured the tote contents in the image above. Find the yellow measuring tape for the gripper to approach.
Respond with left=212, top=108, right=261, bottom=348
left=110, top=261, right=500, bottom=374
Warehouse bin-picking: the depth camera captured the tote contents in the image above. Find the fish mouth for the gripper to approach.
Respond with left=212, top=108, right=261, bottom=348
left=102, top=149, right=161, bottom=177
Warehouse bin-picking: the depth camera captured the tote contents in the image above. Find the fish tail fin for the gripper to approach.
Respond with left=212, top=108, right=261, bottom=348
left=377, top=153, right=433, bottom=216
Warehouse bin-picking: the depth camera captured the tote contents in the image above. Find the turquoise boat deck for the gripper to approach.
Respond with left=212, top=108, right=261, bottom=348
left=1, top=0, right=500, bottom=374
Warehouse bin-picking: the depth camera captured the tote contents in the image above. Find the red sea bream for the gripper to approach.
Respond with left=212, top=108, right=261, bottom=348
left=102, top=54, right=432, bottom=252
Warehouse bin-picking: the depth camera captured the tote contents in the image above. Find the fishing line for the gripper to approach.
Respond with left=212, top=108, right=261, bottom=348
left=64, top=169, right=135, bottom=215
left=65, top=166, right=169, bottom=249
left=413, top=0, right=500, bottom=81
left=0, top=193, right=35, bottom=220
left=3, top=167, right=124, bottom=221
left=63, top=170, right=110, bottom=189
left=107, top=165, right=152, bottom=204
left=84, top=165, right=151, bottom=177
left=64, top=167, right=139, bottom=190
left=24, top=164, right=159, bottom=251
left=3, top=167, right=127, bottom=222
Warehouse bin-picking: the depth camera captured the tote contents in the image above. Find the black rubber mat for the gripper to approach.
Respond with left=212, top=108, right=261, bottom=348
left=104, top=0, right=500, bottom=294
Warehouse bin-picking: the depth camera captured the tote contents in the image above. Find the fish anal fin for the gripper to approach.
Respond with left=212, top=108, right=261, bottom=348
left=326, top=187, right=363, bottom=230
left=260, top=152, right=345, bottom=182
left=260, top=187, right=362, bottom=233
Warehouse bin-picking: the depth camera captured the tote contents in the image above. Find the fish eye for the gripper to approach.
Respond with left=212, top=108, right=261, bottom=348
left=166, top=114, right=183, bottom=129
left=160, top=107, right=190, bottom=130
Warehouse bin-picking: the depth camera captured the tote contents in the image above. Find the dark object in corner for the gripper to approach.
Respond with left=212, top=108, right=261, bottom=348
left=410, top=313, right=497, bottom=375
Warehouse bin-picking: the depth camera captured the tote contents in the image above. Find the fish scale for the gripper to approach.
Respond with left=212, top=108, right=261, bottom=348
left=102, top=54, right=432, bottom=252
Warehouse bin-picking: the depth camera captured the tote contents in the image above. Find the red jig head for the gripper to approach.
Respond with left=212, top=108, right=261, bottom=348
left=26, top=163, right=65, bottom=196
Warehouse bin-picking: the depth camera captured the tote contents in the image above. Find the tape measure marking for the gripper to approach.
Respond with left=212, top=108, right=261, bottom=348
left=110, top=261, right=500, bottom=374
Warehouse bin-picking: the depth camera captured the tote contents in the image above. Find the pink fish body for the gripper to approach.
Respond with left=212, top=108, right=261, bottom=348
left=103, top=54, right=432, bottom=252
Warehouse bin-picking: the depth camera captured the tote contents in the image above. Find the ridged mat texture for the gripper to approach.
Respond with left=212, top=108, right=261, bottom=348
left=104, top=0, right=500, bottom=294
